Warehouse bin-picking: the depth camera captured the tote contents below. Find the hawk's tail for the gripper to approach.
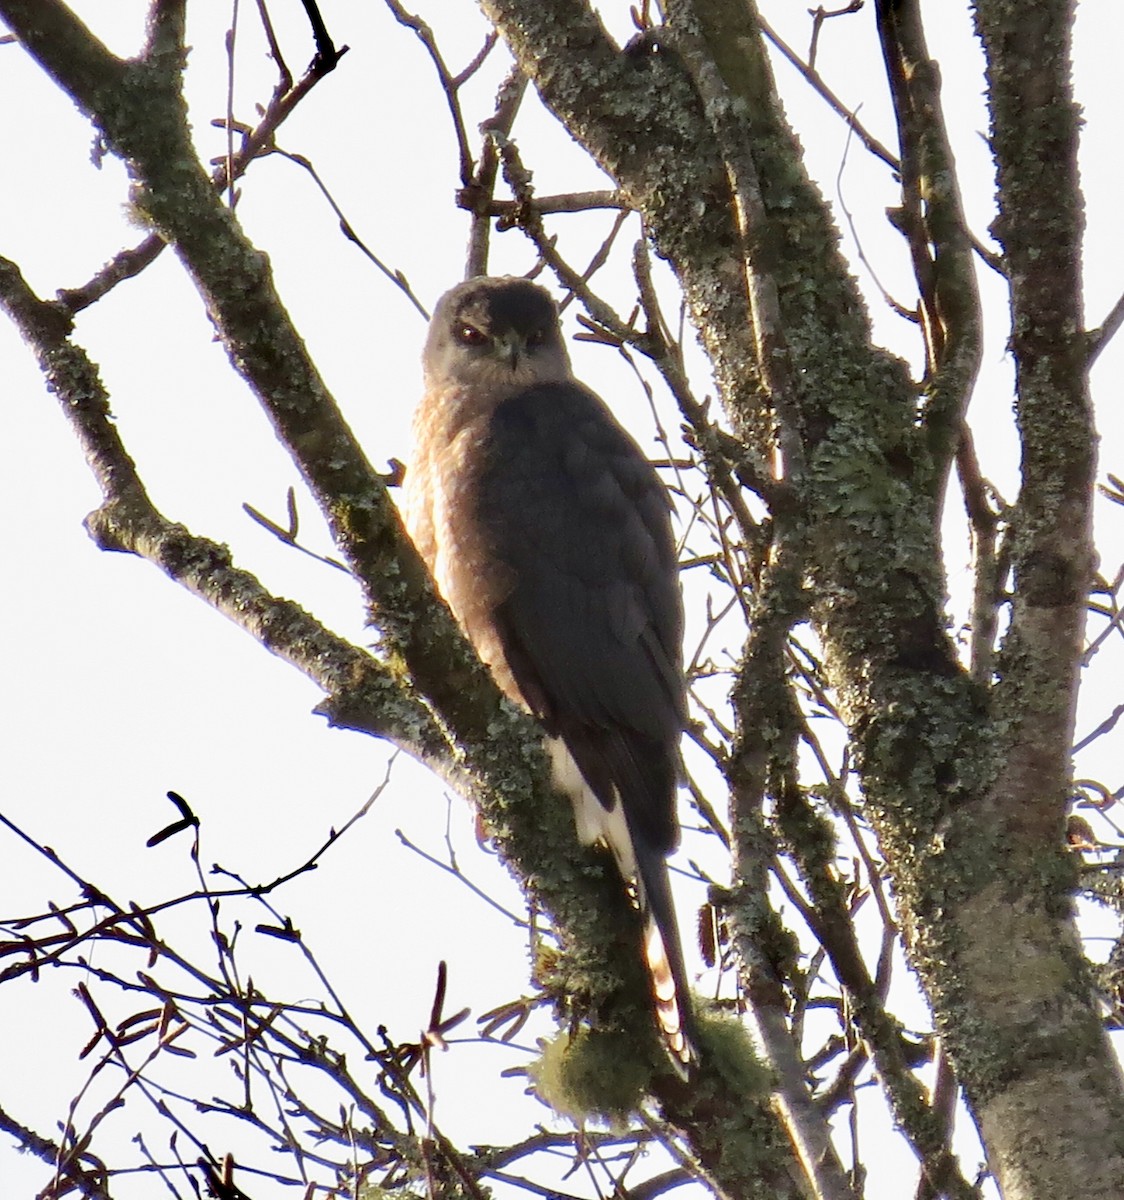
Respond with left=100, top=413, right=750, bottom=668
left=634, top=845, right=697, bottom=1078
left=546, top=737, right=697, bottom=1074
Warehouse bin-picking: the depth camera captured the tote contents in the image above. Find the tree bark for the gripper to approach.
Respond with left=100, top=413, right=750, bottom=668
left=479, top=0, right=1124, bottom=1195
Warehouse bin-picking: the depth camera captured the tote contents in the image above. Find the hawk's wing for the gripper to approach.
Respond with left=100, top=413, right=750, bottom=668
left=476, top=380, right=695, bottom=1069
left=476, top=381, right=686, bottom=857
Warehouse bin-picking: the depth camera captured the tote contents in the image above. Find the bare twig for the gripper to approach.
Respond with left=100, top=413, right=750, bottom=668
left=383, top=0, right=478, bottom=185
left=464, top=64, right=528, bottom=278
left=267, top=148, right=430, bottom=318
left=807, top=1, right=865, bottom=71
left=759, top=11, right=896, bottom=169
left=1088, top=288, right=1124, bottom=369
left=58, top=11, right=346, bottom=314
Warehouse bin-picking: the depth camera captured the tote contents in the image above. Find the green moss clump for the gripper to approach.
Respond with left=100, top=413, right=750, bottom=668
left=693, top=1009, right=773, bottom=1098
left=527, top=1026, right=649, bottom=1128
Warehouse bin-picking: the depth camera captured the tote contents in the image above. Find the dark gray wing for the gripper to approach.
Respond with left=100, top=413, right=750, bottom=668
left=476, top=381, right=685, bottom=855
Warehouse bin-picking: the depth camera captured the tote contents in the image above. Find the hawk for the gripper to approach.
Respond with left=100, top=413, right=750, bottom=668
left=404, top=276, right=695, bottom=1073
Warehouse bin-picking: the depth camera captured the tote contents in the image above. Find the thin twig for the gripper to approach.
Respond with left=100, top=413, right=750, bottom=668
left=267, top=148, right=430, bottom=319
left=1087, top=288, right=1124, bottom=369
left=759, top=11, right=897, bottom=169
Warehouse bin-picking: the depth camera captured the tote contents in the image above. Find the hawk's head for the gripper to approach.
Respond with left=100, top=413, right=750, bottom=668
left=423, top=276, right=572, bottom=392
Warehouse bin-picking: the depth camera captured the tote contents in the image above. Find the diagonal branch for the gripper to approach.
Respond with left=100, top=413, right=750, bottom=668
left=758, top=12, right=897, bottom=169
left=874, top=0, right=983, bottom=505
left=0, top=254, right=452, bottom=776
left=1087, top=287, right=1124, bottom=370
left=1, top=0, right=506, bottom=751
left=54, top=0, right=344, bottom=315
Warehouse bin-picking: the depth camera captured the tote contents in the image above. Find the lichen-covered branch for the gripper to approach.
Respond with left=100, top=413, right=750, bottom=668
left=0, top=0, right=671, bottom=1030
left=0, top=253, right=451, bottom=776
left=6, top=1, right=1121, bottom=1195
left=874, top=0, right=982, bottom=502
left=0, top=0, right=506, bottom=757
left=725, top=556, right=862, bottom=1200
left=479, top=0, right=1124, bottom=1196
left=959, top=1, right=1122, bottom=1194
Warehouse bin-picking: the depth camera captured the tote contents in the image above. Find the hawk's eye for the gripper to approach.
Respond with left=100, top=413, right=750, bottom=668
left=456, top=324, right=488, bottom=346
left=525, top=328, right=547, bottom=349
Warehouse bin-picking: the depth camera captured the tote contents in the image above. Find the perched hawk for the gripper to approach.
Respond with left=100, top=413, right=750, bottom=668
left=404, top=276, right=695, bottom=1073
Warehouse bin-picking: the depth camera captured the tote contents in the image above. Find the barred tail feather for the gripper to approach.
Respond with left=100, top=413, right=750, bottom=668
left=635, top=856, right=697, bottom=1077
left=643, top=911, right=694, bottom=1075
left=547, top=736, right=697, bottom=1075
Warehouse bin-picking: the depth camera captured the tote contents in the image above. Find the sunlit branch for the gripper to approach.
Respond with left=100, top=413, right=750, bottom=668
left=651, top=21, right=806, bottom=487
left=490, top=189, right=628, bottom=217
left=956, top=428, right=1006, bottom=683
left=875, top=0, right=982, bottom=505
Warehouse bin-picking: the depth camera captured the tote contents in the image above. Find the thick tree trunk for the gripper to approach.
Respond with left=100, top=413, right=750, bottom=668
left=481, top=0, right=1124, bottom=1194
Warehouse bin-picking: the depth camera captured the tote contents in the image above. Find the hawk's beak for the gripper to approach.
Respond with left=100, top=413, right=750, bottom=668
left=495, top=332, right=523, bottom=370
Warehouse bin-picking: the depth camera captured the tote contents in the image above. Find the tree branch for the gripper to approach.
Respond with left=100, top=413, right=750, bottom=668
left=1088, top=287, right=1124, bottom=369
left=0, top=253, right=452, bottom=776
left=875, top=0, right=982, bottom=505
